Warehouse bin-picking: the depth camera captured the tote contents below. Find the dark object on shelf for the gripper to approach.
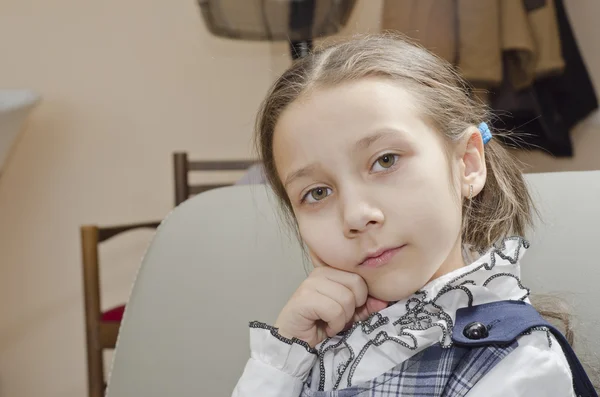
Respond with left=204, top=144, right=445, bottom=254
left=197, top=0, right=357, bottom=59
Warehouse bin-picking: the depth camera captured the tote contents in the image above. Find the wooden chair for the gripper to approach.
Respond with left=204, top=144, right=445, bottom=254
left=81, top=221, right=160, bottom=397
left=172, top=152, right=256, bottom=206
left=82, top=153, right=257, bottom=397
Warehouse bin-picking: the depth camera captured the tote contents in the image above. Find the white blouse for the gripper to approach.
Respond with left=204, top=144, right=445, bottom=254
left=232, top=238, right=576, bottom=397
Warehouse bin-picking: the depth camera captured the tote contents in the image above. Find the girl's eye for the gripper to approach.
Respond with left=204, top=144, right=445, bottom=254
left=372, top=153, right=399, bottom=172
left=303, top=187, right=332, bottom=204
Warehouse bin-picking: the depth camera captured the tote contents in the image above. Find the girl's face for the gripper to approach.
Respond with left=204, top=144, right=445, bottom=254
left=273, top=78, right=471, bottom=302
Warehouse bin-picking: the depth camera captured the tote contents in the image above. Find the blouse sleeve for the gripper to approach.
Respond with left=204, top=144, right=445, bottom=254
left=232, top=322, right=318, bottom=397
left=466, top=331, right=576, bottom=397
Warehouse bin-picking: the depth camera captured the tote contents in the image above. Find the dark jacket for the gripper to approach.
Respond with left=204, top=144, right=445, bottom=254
left=382, top=0, right=598, bottom=157
left=490, top=0, right=598, bottom=157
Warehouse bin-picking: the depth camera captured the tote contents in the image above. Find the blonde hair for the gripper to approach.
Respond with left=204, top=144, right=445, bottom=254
left=253, top=35, right=600, bottom=385
left=253, top=38, right=600, bottom=384
left=255, top=34, right=534, bottom=252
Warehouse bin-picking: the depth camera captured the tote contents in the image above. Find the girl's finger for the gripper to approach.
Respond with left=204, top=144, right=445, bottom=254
left=308, top=295, right=347, bottom=337
left=312, top=267, right=368, bottom=308
left=365, top=296, right=389, bottom=314
left=309, top=278, right=356, bottom=324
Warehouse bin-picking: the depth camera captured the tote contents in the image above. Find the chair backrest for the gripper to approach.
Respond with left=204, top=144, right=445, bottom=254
left=172, top=152, right=256, bottom=206
left=80, top=221, right=160, bottom=397
left=106, top=171, right=600, bottom=397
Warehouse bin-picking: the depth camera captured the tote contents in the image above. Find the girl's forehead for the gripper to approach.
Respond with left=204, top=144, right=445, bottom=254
left=272, top=79, right=445, bottom=181
left=274, top=78, right=426, bottom=151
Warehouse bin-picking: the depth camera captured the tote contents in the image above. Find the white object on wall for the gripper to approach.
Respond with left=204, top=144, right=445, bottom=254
left=0, top=89, right=41, bottom=176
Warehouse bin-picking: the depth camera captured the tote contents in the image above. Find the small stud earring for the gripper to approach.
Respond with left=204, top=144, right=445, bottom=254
left=468, top=184, right=474, bottom=200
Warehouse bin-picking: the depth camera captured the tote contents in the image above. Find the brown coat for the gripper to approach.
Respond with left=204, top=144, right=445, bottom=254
left=382, top=0, right=565, bottom=90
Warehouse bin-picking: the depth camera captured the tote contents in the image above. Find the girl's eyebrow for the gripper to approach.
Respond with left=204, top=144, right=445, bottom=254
left=284, top=129, right=406, bottom=188
left=354, top=129, right=404, bottom=152
left=284, top=163, right=318, bottom=189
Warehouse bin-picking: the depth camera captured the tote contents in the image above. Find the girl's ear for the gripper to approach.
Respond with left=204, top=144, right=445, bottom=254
left=458, top=126, right=487, bottom=198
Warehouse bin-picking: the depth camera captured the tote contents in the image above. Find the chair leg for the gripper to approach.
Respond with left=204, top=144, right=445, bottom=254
left=86, top=343, right=105, bottom=397
left=81, top=226, right=105, bottom=397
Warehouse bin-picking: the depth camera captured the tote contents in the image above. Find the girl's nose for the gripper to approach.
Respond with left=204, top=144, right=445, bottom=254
left=342, top=197, right=384, bottom=238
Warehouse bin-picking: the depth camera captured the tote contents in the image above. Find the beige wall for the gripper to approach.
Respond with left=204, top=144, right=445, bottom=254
left=0, top=1, right=277, bottom=396
left=0, top=0, right=598, bottom=396
left=0, top=1, right=381, bottom=396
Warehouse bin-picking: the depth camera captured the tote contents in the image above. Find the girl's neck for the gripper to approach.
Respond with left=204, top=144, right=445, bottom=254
left=428, top=238, right=467, bottom=283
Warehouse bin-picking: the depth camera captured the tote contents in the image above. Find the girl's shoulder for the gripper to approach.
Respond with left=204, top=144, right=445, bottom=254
left=467, top=331, right=576, bottom=396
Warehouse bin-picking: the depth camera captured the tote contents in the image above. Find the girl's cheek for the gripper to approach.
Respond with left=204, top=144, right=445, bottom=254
left=300, top=226, right=347, bottom=266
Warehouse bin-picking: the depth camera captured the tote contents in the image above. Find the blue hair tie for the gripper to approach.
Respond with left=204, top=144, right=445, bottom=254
left=478, top=122, right=492, bottom=145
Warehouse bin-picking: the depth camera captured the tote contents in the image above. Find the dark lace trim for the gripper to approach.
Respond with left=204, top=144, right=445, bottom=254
left=347, top=330, right=419, bottom=388
left=249, top=321, right=317, bottom=354
left=521, top=326, right=553, bottom=348
left=319, top=339, right=353, bottom=390
left=483, top=272, right=531, bottom=301
left=476, top=236, right=530, bottom=265
left=393, top=298, right=454, bottom=347
left=313, top=237, right=531, bottom=391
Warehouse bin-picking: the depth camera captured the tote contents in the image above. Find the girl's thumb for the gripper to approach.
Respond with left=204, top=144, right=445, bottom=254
left=349, top=296, right=389, bottom=327
left=365, top=296, right=388, bottom=314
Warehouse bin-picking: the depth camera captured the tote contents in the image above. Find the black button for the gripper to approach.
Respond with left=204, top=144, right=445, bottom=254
left=463, top=322, right=489, bottom=340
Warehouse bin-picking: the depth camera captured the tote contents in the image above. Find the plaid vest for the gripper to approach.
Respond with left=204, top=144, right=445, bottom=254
left=301, top=301, right=597, bottom=397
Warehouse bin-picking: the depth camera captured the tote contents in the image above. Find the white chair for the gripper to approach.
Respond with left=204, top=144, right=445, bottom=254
left=106, top=171, right=600, bottom=397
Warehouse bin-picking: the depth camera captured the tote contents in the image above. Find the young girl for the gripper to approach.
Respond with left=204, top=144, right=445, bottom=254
left=232, top=35, right=597, bottom=397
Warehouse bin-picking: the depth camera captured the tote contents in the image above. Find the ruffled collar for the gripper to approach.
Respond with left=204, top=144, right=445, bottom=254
left=312, top=237, right=531, bottom=391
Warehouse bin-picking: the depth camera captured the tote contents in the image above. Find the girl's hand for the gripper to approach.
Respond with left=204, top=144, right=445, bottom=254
left=274, top=266, right=388, bottom=348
